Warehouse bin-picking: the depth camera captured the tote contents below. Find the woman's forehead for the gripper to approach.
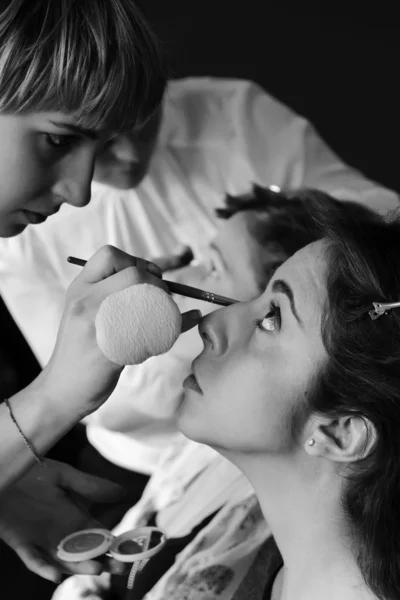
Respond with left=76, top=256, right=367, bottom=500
left=269, top=240, right=328, bottom=323
left=279, top=240, right=326, bottom=283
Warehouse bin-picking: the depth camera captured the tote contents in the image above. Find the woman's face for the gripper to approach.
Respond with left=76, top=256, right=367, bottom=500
left=178, top=239, right=329, bottom=454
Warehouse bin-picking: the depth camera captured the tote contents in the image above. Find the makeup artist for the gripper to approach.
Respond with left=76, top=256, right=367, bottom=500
left=0, top=247, right=199, bottom=581
left=0, top=0, right=183, bottom=585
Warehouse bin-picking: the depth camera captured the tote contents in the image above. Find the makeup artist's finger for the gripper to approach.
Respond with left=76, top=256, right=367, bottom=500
left=59, top=558, right=104, bottom=576
left=103, top=556, right=127, bottom=575
left=58, top=462, right=127, bottom=504
left=79, top=246, right=162, bottom=284
left=97, top=266, right=169, bottom=298
left=181, top=310, right=202, bottom=333
left=11, top=543, right=61, bottom=582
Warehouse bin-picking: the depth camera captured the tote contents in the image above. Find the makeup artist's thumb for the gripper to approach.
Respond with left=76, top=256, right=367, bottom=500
left=181, top=310, right=202, bottom=333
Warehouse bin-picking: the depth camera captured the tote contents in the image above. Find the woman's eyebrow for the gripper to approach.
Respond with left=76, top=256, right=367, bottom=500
left=272, top=278, right=304, bottom=328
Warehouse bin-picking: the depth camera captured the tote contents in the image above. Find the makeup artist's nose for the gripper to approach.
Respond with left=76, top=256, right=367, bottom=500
left=53, top=150, right=95, bottom=208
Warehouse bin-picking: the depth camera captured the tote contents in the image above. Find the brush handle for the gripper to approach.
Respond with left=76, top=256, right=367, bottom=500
left=67, top=256, right=238, bottom=307
left=167, top=281, right=236, bottom=306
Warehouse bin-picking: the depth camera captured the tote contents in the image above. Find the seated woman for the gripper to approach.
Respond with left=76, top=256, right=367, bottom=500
left=178, top=199, right=400, bottom=600
left=54, top=188, right=386, bottom=600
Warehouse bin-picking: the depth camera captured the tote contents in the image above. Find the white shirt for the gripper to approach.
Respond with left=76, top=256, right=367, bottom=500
left=0, top=77, right=398, bottom=474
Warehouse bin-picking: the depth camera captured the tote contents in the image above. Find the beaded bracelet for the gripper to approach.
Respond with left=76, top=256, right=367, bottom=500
left=4, top=398, right=46, bottom=467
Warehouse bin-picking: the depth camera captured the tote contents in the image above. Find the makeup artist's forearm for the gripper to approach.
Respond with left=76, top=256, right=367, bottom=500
left=0, top=378, right=78, bottom=492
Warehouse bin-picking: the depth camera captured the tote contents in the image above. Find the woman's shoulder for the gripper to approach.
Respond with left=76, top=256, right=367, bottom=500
left=231, top=536, right=282, bottom=600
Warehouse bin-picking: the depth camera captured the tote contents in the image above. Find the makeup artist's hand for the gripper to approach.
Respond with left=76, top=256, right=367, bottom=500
left=0, top=460, right=126, bottom=583
left=40, top=245, right=201, bottom=419
left=39, top=245, right=168, bottom=419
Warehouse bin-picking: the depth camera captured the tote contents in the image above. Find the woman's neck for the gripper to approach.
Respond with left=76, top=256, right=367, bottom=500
left=227, top=451, right=376, bottom=600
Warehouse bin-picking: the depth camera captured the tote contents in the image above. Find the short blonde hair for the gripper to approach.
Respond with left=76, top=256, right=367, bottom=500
left=0, top=0, right=167, bottom=131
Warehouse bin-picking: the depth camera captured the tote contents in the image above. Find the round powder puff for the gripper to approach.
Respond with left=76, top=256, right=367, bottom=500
left=95, top=284, right=182, bottom=366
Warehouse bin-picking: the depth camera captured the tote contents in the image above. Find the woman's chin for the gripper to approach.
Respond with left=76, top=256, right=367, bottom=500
left=177, top=393, right=207, bottom=443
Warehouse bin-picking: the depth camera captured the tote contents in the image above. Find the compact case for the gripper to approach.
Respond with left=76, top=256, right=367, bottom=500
left=57, top=526, right=167, bottom=563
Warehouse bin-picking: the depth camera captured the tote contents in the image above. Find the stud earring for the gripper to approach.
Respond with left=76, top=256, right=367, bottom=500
left=307, top=438, right=316, bottom=446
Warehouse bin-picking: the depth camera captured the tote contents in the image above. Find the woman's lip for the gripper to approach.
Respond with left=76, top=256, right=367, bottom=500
left=183, top=373, right=203, bottom=395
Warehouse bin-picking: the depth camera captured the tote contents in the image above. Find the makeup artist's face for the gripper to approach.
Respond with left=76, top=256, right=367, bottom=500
left=0, top=111, right=112, bottom=237
left=92, top=107, right=162, bottom=190
left=174, top=211, right=267, bottom=303
left=178, top=240, right=329, bottom=455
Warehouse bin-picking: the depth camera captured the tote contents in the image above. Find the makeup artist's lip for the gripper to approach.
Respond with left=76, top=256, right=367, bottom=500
left=183, top=373, right=203, bottom=395
left=21, top=210, right=48, bottom=224
left=22, top=206, right=60, bottom=224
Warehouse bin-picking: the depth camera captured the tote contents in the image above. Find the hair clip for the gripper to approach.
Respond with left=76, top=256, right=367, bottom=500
left=369, top=301, right=400, bottom=320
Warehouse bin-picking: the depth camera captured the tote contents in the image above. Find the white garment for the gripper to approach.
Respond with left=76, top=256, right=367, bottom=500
left=0, top=77, right=398, bottom=474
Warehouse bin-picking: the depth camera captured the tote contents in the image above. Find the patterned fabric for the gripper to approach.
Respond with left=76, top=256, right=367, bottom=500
left=144, top=495, right=270, bottom=600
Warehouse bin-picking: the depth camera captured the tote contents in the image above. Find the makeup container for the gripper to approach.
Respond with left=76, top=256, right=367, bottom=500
left=57, top=526, right=166, bottom=590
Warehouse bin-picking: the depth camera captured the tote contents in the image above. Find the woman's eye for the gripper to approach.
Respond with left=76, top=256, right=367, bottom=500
left=45, top=133, right=75, bottom=149
left=259, top=302, right=281, bottom=332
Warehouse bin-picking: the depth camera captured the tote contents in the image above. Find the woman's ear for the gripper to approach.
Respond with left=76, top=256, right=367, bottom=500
left=304, top=415, right=377, bottom=463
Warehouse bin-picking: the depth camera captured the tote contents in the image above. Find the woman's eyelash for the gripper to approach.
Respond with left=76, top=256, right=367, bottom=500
left=258, top=301, right=281, bottom=332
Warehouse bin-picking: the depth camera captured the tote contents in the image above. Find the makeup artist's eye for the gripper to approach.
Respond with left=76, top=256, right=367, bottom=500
left=259, top=301, right=281, bottom=332
left=45, top=133, right=76, bottom=149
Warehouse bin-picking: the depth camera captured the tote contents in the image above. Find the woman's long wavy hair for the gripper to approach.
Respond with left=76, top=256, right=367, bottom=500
left=223, top=186, right=400, bottom=598
left=308, top=200, right=400, bottom=600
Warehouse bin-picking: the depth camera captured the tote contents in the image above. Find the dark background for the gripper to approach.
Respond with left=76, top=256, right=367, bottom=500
left=1, top=7, right=399, bottom=398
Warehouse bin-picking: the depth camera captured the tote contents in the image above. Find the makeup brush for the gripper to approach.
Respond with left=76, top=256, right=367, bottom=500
left=67, top=256, right=238, bottom=307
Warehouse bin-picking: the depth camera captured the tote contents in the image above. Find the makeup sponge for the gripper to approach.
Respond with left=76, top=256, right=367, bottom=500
left=95, top=284, right=182, bottom=366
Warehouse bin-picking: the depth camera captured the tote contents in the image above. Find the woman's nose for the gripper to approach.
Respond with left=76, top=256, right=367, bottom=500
left=199, top=300, right=254, bottom=356
left=199, top=308, right=229, bottom=356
